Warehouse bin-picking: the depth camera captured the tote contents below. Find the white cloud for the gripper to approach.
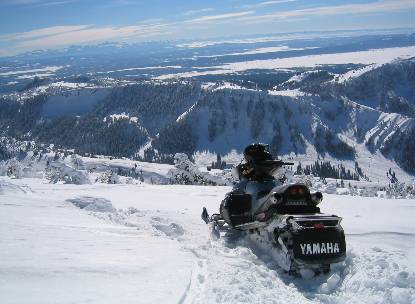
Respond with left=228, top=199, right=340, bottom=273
left=2, top=0, right=41, bottom=4
left=39, top=1, right=76, bottom=6
left=0, top=49, right=13, bottom=57
left=105, top=0, right=140, bottom=7
left=239, top=0, right=415, bottom=23
left=183, top=8, right=215, bottom=16
left=2, top=0, right=76, bottom=6
left=15, top=24, right=170, bottom=49
left=0, top=22, right=172, bottom=55
left=137, top=18, right=165, bottom=24
left=243, top=0, right=297, bottom=9
left=0, top=25, right=90, bottom=41
left=185, top=11, right=255, bottom=24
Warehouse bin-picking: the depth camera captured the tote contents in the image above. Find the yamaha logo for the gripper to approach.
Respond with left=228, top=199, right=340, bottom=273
left=300, top=242, right=340, bottom=255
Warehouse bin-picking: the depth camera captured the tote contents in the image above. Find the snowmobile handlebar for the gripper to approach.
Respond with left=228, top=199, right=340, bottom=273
left=252, top=159, right=294, bottom=166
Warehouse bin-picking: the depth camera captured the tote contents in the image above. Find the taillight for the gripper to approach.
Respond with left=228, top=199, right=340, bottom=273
left=288, top=186, right=305, bottom=196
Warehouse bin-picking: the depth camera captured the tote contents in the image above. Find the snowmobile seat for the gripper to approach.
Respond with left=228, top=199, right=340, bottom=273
left=220, top=192, right=252, bottom=227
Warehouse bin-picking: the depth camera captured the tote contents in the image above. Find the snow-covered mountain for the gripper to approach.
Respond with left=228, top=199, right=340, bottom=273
left=1, top=52, right=415, bottom=181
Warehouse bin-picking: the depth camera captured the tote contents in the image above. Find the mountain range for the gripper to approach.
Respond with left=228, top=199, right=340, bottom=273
left=1, top=31, right=415, bottom=182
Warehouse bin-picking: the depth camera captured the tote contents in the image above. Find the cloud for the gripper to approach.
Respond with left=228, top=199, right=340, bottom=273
left=14, top=24, right=170, bottom=49
left=243, top=0, right=297, bottom=9
left=0, top=22, right=172, bottom=55
left=2, top=0, right=40, bottom=4
left=239, top=0, right=415, bottom=23
left=185, top=11, right=255, bottom=24
left=2, top=0, right=76, bottom=6
left=39, top=0, right=76, bottom=6
left=0, top=49, right=13, bottom=57
left=183, top=8, right=215, bottom=16
left=0, top=25, right=90, bottom=41
left=106, top=0, right=140, bottom=7
left=137, top=18, right=165, bottom=24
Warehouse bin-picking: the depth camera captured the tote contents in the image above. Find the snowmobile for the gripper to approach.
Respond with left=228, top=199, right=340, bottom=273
left=201, top=144, right=346, bottom=276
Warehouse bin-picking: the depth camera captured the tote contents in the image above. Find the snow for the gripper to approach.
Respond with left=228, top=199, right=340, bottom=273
left=157, top=46, right=415, bottom=79
left=16, top=73, right=55, bottom=79
left=103, top=113, right=140, bottom=124
left=0, top=181, right=192, bottom=304
left=81, top=156, right=173, bottom=179
left=1, top=175, right=414, bottom=303
left=334, top=64, right=381, bottom=83
left=0, top=66, right=65, bottom=77
left=67, top=196, right=116, bottom=212
left=199, top=81, right=254, bottom=92
left=176, top=102, right=198, bottom=122
left=192, top=46, right=319, bottom=58
left=48, top=81, right=92, bottom=89
left=94, top=66, right=182, bottom=75
left=223, top=45, right=415, bottom=71
left=35, top=81, right=99, bottom=94
left=268, top=88, right=306, bottom=97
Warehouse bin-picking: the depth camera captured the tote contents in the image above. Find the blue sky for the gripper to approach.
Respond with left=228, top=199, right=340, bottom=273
left=1, top=0, right=415, bottom=56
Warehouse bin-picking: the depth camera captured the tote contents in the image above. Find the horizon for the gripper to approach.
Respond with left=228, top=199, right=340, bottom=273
left=1, top=0, right=415, bottom=57
left=2, top=27, right=414, bottom=59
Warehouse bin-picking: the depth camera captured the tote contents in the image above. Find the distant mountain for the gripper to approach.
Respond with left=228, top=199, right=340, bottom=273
left=2, top=31, right=415, bottom=94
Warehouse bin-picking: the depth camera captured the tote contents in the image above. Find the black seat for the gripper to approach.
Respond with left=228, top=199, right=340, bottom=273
left=220, top=192, right=252, bottom=227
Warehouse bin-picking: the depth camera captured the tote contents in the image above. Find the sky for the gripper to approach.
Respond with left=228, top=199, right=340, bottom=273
left=1, top=0, right=415, bottom=56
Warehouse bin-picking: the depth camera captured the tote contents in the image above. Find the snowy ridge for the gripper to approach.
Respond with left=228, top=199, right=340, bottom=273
left=334, top=64, right=380, bottom=83
left=365, top=113, right=414, bottom=149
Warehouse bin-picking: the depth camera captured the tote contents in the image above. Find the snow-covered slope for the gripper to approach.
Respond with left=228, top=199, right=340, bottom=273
left=330, top=57, right=415, bottom=117
left=1, top=176, right=414, bottom=304
left=152, top=85, right=415, bottom=181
